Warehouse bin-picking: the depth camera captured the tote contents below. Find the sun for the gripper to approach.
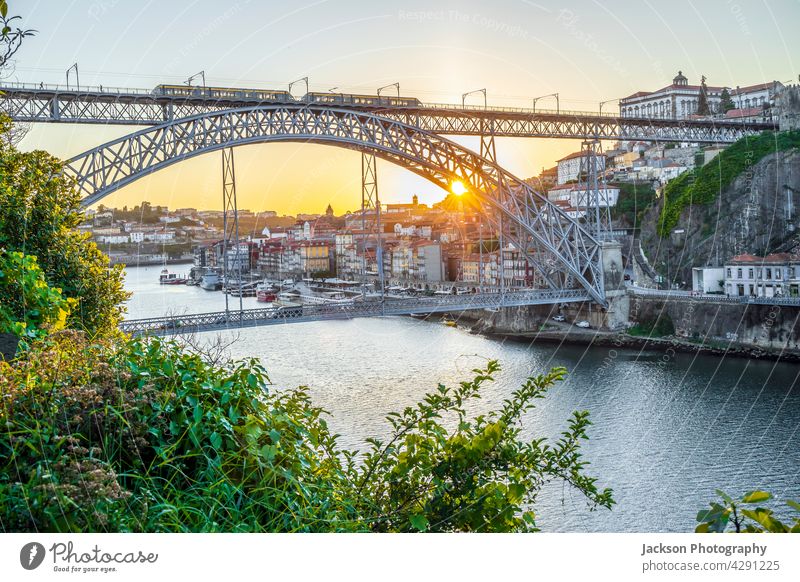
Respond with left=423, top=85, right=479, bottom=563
left=450, top=180, right=468, bottom=196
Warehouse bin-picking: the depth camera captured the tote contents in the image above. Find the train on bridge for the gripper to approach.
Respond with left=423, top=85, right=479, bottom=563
left=151, top=84, right=422, bottom=108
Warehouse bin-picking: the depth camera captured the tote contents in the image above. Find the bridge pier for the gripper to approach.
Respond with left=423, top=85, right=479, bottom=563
left=598, top=240, right=630, bottom=329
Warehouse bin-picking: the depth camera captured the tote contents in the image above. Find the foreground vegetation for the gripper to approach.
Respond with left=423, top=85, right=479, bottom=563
left=658, top=130, right=800, bottom=237
left=1, top=332, right=615, bottom=532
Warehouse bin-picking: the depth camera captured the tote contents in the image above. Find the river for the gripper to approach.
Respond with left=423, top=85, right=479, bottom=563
left=124, top=265, right=800, bottom=532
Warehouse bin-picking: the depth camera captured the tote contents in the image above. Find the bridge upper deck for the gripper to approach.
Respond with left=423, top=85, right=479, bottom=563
left=0, top=82, right=775, bottom=143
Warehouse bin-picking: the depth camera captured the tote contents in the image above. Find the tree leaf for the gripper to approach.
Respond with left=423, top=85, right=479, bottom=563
left=742, top=490, right=771, bottom=504
left=409, top=514, right=429, bottom=532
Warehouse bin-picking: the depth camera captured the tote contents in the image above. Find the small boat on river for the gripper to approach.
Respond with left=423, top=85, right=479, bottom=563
left=159, top=268, right=187, bottom=285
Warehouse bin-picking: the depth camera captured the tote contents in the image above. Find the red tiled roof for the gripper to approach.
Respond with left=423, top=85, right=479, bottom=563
left=730, top=82, right=776, bottom=95
left=725, top=107, right=762, bottom=118
left=557, top=151, right=585, bottom=162
left=730, top=253, right=791, bottom=264
left=622, top=83, right=725, bottom=102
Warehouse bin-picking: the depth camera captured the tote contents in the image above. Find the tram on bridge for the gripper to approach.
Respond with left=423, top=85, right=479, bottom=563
left=151, top=84, right=422, bottom=108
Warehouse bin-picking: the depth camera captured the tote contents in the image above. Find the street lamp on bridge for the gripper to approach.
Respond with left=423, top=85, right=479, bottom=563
left=533, top=92, right=559, bottom=114
left=377, top=82, right=400, bottom=98
left=462, top=88, right=487, bottom=109
left=289, top=76, right=309, bottom=99
left=65, top=63, right=79, bottom=91
left=599, top=98, right=620, bottom=116
left=185, top=71, right=206, bottom=88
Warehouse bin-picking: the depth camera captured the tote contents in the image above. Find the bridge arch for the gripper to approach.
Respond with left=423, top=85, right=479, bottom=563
left=64, top=105, right=605, bottom=303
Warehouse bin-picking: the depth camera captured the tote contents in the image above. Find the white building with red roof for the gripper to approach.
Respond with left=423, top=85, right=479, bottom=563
left=724, top=253, right=800, bottom=297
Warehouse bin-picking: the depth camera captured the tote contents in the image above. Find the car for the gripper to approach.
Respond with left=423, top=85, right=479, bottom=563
left=552, top=314, right=566, bottom=322
left=575, top=320, right=591, bottom=329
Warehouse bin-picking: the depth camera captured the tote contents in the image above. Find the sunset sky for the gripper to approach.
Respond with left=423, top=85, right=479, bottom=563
left=10, top=0, right=799, bottom=214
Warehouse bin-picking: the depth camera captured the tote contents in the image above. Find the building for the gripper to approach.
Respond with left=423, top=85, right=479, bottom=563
left=620, top=71, right=783, bottom=119
left=95, top=234, right=129, bottom=245
left=412, top=242, right=444, bottom=282
left=297, top=241, right=333, bottom=276
left=502, top=245, right=534, bottom=287
left=723, top=253, right=799, bottom=297
left=692, top=267, right=725, bottom=294
left=621, top=71, right=725, bottom=118
left=556, top=151, right=606, bottom=185
left=729, top=82, right=783, bottom=110
left=547, top=183, right=620, bottom=210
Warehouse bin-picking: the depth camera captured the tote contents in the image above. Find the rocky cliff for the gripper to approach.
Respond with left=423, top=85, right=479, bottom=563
left=639, top=146, right=800, bottom=286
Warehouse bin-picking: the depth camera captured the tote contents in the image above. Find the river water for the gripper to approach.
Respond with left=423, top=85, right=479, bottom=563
left=124, top=265, right=800, bottom=532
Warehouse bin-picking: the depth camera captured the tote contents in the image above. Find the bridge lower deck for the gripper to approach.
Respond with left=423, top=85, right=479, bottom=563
left=120, top=289, right=590, bottom=336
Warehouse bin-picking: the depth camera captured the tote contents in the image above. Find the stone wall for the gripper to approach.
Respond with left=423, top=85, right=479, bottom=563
left=778, top=85, right=800, bottom=132
left=629, top=295, right=800, bottom=352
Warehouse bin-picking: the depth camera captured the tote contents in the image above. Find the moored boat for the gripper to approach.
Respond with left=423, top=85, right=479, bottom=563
left=200, top=269, right=223, bottom=291
left=159, top=268, right=188, bottom=285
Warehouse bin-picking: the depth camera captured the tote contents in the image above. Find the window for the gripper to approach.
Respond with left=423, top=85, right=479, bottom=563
left=766, top=268, right=772, bottom=279
left=776, top=269, right=782, bottom=280
left=748, top=268, right=754, bottom=278
left=737, top=268, right=742, bottom=279
left=727, top=268, right=732, bottom=278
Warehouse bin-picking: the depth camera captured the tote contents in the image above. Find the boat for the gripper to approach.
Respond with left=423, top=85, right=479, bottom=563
left=257, top=290, right=277, bottom=302
left=256, top=282, right=278, bottom=302
left=278, top=290, right=301, bottom=301
left=159, top=268, right=187, bottom=285
left=226, top=281, right=259, bottom=297
left=442, top=316, right=457, bottom=327
left=200, top=270, right=223, bottom=291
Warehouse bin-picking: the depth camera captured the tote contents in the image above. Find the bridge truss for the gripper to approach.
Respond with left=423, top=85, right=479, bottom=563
left=62, top=104, right=607, bottom=304
left=0, top=85, right=775, bottom=143
left=119, top=289, right=590, bottom=337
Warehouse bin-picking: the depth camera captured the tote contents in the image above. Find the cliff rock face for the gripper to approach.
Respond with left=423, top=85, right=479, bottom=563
left=639, top=148, right=800, bottom=285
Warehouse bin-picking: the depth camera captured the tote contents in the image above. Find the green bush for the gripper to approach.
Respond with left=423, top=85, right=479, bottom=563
left=0, top=116, right=129, bottom=337
left=610, top=182, right=657, bottom=227
left=0, top=250, right=75, bottom=341
left=628, top=313, right=675, bottom=338
left=0, top=333, right=614, bottom=532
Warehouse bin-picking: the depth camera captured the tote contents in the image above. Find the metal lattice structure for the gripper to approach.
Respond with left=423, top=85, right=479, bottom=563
left=0, top=84, right=774, bottom=143
left=221, top=148, right=243, bottom=314
left=580, top=140, right=612, bottom=238
left=63, top=104, right=606, bottom=303
left=119, top=289, right=591, bottom=337
left=360, top=152, right=385, bottom=293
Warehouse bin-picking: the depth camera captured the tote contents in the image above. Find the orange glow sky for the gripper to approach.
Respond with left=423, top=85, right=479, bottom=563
left=11, top=0, right=799, bottom=214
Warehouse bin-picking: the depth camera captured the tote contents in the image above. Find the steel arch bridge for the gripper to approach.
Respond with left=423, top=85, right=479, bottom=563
left=63, top=104, right=606, bottom=304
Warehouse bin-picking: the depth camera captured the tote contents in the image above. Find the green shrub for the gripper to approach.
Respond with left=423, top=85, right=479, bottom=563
left=610, top=182, right=657, bottom=227
left=628, top=313, right=675, bottom=338
left=0, top=116, right=129, bottom=337
left=0, top=250, right=75, bottom=341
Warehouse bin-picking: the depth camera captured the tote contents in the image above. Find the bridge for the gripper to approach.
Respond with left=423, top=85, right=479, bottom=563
left=0, top=82, right=775, bottom=143
left=4, top=79, right=722, bottom=333
left=119, top=289, right=588, bottom=336
left=61, top=104, right=608, bottom=307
